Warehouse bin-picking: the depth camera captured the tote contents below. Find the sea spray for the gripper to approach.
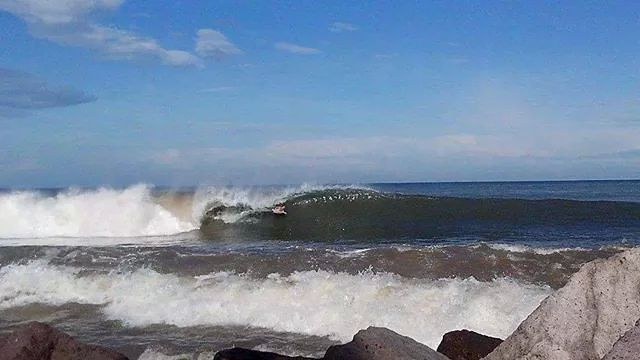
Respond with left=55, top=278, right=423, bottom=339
left=0, top=184, right=372, bottom=239
left=0, top=260, right=550, bottom=348
left=0, top=185, right=195, bottom=238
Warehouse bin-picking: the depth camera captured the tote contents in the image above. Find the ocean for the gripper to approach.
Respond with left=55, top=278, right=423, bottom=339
left=0, top=180, right=638, bottom=358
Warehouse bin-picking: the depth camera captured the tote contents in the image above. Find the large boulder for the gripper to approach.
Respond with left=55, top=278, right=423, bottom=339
left=323, top=326, right=449, bottom=360
left=214, top=347, right=316, bottom=360
left=436, top=330, right=502, bottom=360
left=602, top=319, right=640, bottom=360
left=0, top=322, right=128, bottom=360
left=484, top=249, right=640, bottom=360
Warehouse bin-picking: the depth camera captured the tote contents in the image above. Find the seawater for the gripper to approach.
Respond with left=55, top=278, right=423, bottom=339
left=0, top=180, right=638, bottom=358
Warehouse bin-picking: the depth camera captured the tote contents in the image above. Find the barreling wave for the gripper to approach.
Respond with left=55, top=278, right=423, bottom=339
left=1, top=184, right=639, bottom=242
left=199, top=187, right=640, bottom=242
left=0, top=184, right=369, bottom=240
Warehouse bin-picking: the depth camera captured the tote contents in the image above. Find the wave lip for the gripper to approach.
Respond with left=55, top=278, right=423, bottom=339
left=193, top=183, right=374, bottom=224
left=0, top=260, right=550, bottom=348
left=0, top=185, right=196, bottom=239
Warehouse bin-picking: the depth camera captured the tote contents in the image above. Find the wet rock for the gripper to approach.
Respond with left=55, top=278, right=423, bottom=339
left=323, top=326, right=449, bottom=360
left=0, top=321, right=128, bottom=360
left=484, top=249, right=640, bottom=360
left=214, top=347, right=316, bottom=360
left=602, top=319, right=640, bottom=360
left=436, top=330, right=502, bottom=360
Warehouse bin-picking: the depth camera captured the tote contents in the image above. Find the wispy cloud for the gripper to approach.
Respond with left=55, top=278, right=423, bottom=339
left=449, top=57, right=470, bottom=64
left=373, top=54, right=396, bottom=59
left=0, top=0, right=203, bottom=67
left=0, top=68, right=96, bottom=116
left=199, top=86, right=236, bottom=93
left=275, top=42, right=321, bottom=55
left=142, top=124, right=640, bottom=183
left=329, top=22, right=357, bottom=33
left=195, top=29, right=243, bottom=59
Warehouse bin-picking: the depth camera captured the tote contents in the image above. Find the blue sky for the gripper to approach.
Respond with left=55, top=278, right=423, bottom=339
left=0, top=1, right=639, bottom=187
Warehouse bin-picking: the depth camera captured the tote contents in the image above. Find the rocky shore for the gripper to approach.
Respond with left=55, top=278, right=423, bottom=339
left=2, top=249, right=640, bottom=360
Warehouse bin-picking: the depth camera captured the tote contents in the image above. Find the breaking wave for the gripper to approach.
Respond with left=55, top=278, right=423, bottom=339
left=0, top=185, right=195, bottom=239
left=199, top=188, right=640, bottom=242
left=1, top=183, right=639, bottom=243
left=0, top=260, right=550, bottom=348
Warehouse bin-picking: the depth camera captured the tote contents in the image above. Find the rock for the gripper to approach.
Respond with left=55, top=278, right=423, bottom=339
left=602, top=319, right=640, bottom=360
left=0, top=321, right=129, bottom=360
left=323, top=326, right=449, bottom=360
left=214, top=348, right=316, bottom=360
left=484, top=249, right=640, bottom=360
left=436, top=330, right=502, bottom=360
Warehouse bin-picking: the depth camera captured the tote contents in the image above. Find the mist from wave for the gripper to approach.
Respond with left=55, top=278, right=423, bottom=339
left=0, top=184, right=365, bottom=241
left=0, top=185, right=196, bottom=239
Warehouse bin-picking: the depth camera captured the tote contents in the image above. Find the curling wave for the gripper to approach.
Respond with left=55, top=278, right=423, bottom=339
left=199, top=188, right=640, bottom=242
left=0, top=184, right=369, bottom=240
left=1, top=184, right=639, bottom=243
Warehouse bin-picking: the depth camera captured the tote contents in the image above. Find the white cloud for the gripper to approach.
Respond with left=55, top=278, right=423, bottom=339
left=329, top=22, right=357, bottom=33
left=0, top=0, right=202, bottom=67
left=275, top=42, right=321, bottom=55
left=163, top=49, right=203, bottom=67
left=0, top=0, right=122, bottom=24
left=195, top=29, right=242, bottom=58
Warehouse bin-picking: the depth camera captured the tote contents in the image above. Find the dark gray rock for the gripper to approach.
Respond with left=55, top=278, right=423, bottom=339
left=436, top=330, right=502, bottom=360
left=0, top=322, right=129, bottom=360
left=323, top=326, right=449, bottom=360
left=602, top=319, right=640, bottom=360
left=214, top=347, right=316, bottom=360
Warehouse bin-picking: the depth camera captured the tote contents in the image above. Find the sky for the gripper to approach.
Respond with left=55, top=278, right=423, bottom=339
left=0, top=0, right=639, bottom=187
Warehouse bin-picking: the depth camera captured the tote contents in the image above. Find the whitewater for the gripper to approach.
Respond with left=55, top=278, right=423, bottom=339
left=0, top=181, right=638, bottom=358
left=0, top=185, right=195, bottom=239
left=0, top=183, right=372, bottom=241
left=0, top=260, right=550, bottom=348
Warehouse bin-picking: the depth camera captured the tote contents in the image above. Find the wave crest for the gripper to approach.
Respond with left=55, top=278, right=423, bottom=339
left=0, top=185, right=196, bottom=238
left=2, top=183, right=639, bottom=242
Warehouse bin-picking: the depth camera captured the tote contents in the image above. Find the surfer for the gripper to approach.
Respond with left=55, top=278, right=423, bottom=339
left=206, top=205, right=226, bottom=217
left=272, top=203, right=287, bottom=215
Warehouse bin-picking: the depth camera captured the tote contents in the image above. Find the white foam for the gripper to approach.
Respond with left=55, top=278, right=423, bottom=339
left=0, top=185, right=196, bottom=239
left=325, top=248, right=373, bottom=258
left=0, top=260, right=550, bottom=348
left=137, top=348, right=214, bottom=360
left=483, top=243, right=588, bottom=255
left=0, top=234, right=197, bottom=247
